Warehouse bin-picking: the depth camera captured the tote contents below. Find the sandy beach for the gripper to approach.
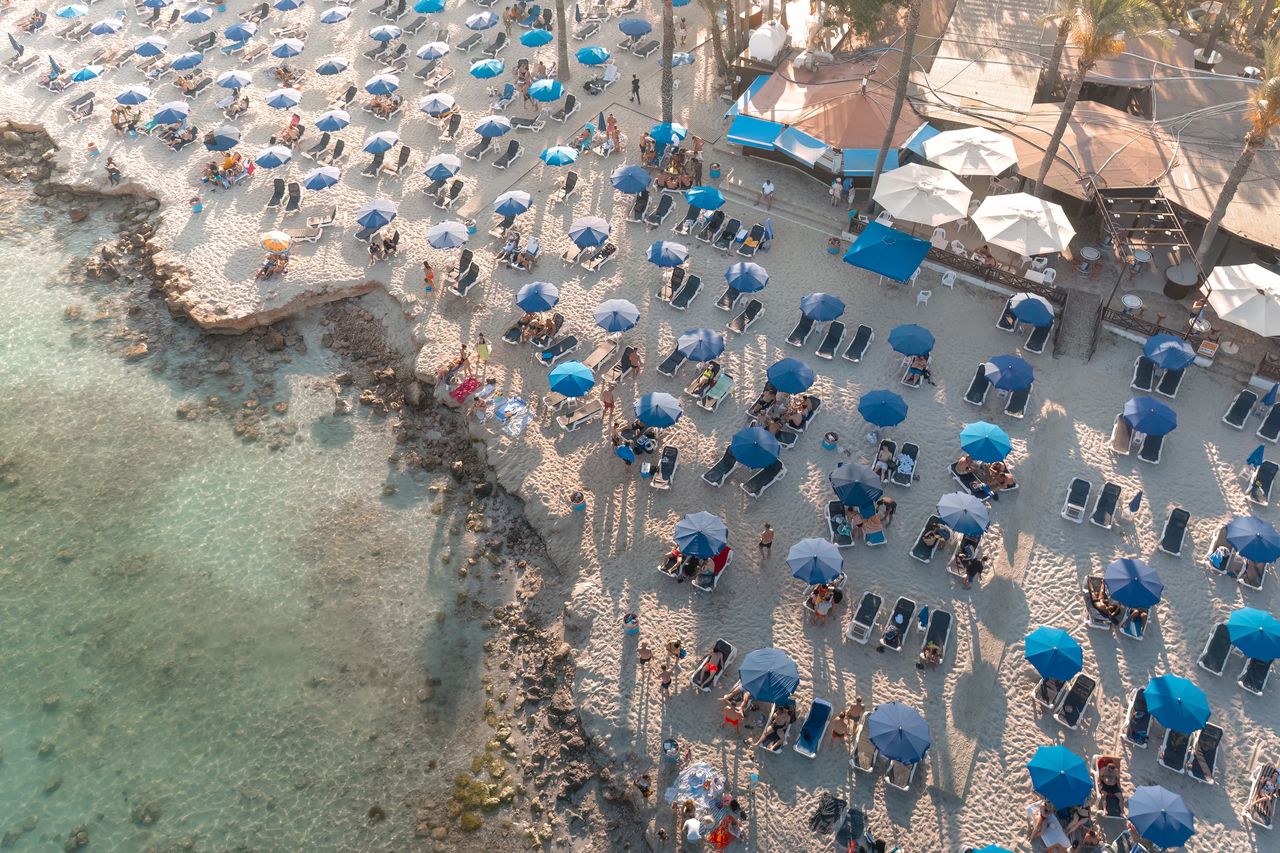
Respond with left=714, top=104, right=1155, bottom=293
left=6, top=0, right=1280, bottom=849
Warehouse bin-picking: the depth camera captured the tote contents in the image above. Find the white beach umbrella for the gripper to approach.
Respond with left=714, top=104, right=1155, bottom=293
left=971, top=193, right=1076, bottom=256
left=872, top=163, right=972, bottom=227
left=923, top=127, right=1019, bottom=176
left=1207, top=264, right=1280, bottom=336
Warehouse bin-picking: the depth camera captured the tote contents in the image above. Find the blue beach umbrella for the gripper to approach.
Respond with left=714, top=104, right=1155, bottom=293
left=417, top=41, right=450, bottom=60
left=320, top=6, right=351, bottom=22
left=1008, top=292, right=1055, bottom=327
left=650, top=121, right=687, bottom=145
left=521, top=28, right=553, bottom=47
left=618, top=17, right=652, bottom=36
left=611, top=164, right=651, bottom=194
left=661, top=51, right=695, bottom=67
left=1226, top=515, right=1280, bottom=562
left=301, top=166, right=341, bottom=190
left=830, top=463, right=882, bottom=507
left=203, top=125, right=240, bottom=150
left=1249, top=444, right=1267, bottom=467
left=937, top=492, right=990, bottom=537
left=1144, top=674, right=1210, bottom=733
left=594, top=299, right=640, bottom=333
left=730, top=426, right=782, bottom=470
left=674, top=511, right=729, bottom=559
left=528, top=78, right=564, bottom=102
left=90, top=16, right=125, bottom=35
left=888, top=323, right=935, bottom=356
left=1122, top=397, right=1177, bottom=436
left=1104, top=558, right=1163, bottom=608
left=71, top=65, right=103, bottom=81
left=265, top=87, right=302, bottom=109
left=672, top=0, right=690, bottom=6
left=368, top=24, right=402, bottom=42
left=314, top=108, right=350, bottom=132
left=1144, top=333, right=1196, bottom=371
left=415, top=0, right=446, bottom=11
left=576, top=45, right=610, bottom=65
left=1265, top=383, right=1280, bottom=407
left=737, top=648, right=800, bottom=703
left=423, top=152, right=462, bottom=181
left=254, top=145, right=293, bottom=168
left=548, top=361, right=595, bottom=398
left=495, top=190, right=533, bottom=217
left=216, top=69, right=252, bottom=90
left=170, top=51, right=203, bottom=70
left=540, top=145, right=578, bottom=166
left=364, top=72, right=399, bottom=94
left=516, top=281, right=560, bottom=312
left=274, top=0, right=303, bottom=10
left=419, top=92, right=455, bottom=115
left=766, top=358, right=814, bottom=394
left=426, top=221, right=469, bottom=249
left=1227, top=607, right=1280, bottom=660
left=616, top=445, right=636, bottom=465
left=474, top=115, right=512, bottom=137
left=56, top=4, right=87, bottom=18
left=647, top=241, right=688, bottom=268
left=1129, top=786, right=1195, bottom=848
left=152, top=100, right=189, bottom=124
left=970, top=848, right=1013, bottom=853
left=466, top=10, right=499, bottom=29
left=569, top=216, right=610, bottom=247
left=1024, top=627, right=1083, bottom=681
left=224, top=22, right=257, bottom=42
left=787, top=537, right=844, bottom=584
left=800, top=292, right=846, bottom=322
left=142, top=0, right=171, bottom=7
left=181, top=7, right=214, bottom=23
left=866, top=702, right=931, bottom=764
left=362, top=130, right=399, bottom=153
left=316, top=56, right=349, bottom=75
left=1026, top=745, right=1092, bottom=808
left=133, top=37, right=167, bottom=58
left=959, top=421, right=1011, bottom=463
left=634, top=392, right=682, bottom=427
left=685, top=185, right=725, bottom=210
left=355, top=199, right=397, bottom=230
left=271, top=38, right=305, bottom=58
left=726, top=261, right=768, bottom=292
left=984, top=355, right=1034, bottom=391
left=676, top=328, right=725, bottom=363
left=115, top=85, right=152, bottom=105
left=859, top=390, right=908, bottom=427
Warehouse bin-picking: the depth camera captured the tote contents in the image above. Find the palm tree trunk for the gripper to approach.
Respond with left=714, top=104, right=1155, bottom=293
left=725, top=0, right=739, bottom=57
left=699, top=0, right=730, bottom=75
left=1251, top=0, right=1274, bottom=38
left=780, top=0, right=789, bottom=28
left=1196, top=134, right=1260, bottom=267
left=661, top=0, right=675, bottom=122
left=1033, top=63, right=1087, bottom=197
left=555, top=0, right=570, bottom=81
left=1203, top=0, right=1232, bottom=61
left=1041, top=18, right=1070, bottom=99
left=868, top=0, right=920, bottom=204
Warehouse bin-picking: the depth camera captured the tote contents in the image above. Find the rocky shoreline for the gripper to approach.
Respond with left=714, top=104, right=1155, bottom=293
left=0, top=126, right=649, bottom=851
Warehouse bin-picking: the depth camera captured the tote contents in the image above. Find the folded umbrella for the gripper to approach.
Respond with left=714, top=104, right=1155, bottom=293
left=1265, top=382, right=1279, bottom=407
left=515, top=281, right=559, bottom=312
left=354, top=199, right=397, bottom=230
left=959, top=421, right=1011, bottom=463
left=569, top=216, right=610, bottom=248
left=984, top=354, right=1033, bottom=391
left=633, top=391, right=681, bottom=427
left=887, top=323, right=935, bottom=356
left=765, top=357, right=814, bottom=394
left=1249, top=444, right=1267, bottom=468
left=422, top=152, right=462, bottom=181
left=787, top=537, right=843, bottom=584
left=800, top=292, right=845, bottom=322
left=1128, top=786, right=1195, bottom=848
left=1226, top=514, right=1280, bottom=562
left=1104, top=558, right=1163, bottom=608
left=647, top=241, right=688, bottom=268
left=866, top=702, right=930, bottom=764
left=521, top=28, right=554, bottom=47
left=1227, top=607, right=1280, bottom=660
left=593, top=299, right=640, bottom=334
left=1026, top=744, right=1092, bottom=808
left=858, top=389, right=907, bottom=427
left=830, top=463, right=882, bottom=508
left=1024, top=627, right=1083, bottom=681
left=314, top=108, right=351, bottom=132
left=737, top=648, right=800, bottom=704
left=1143, top=333, right=1196, bottom=371
left=676, top=328, right=724, bottom=363
left=426, top=220, right=470, bottom=249
left=1008, top=292, right=1055, bottom=327
left=495, top=190, right=533, bottom=217
left=725, top=261, right=768, bottom=293
left=730, top=426, right=781, bottom=470
left=301, top=166, right=340, bottom=190
left=611, top=164, right=650, bottom=194
left=936, top=492, right=989, bottom=537
left=1144, top=674, right=1210, bottom=733
left=685, top=185, right=725, bottom=210
left=673, top=511, right=728, bottom=559
left=1122, top=397, right=1177, bottom=436
left=548, top=361, right=595, bottom=398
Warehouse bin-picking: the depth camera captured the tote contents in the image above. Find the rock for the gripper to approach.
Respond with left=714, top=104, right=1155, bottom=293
left=122, top=343, right=148, bottom=361
left=1, top=131, right=20, bottom=143
left=36, top=740, right=54, bottom=758
left=382, top=483, right=396, bottom=496
left=272, top=402, right=288, bottom=415
left=432, top=826, right=449, bottom=840
left=63, top=828, right=89, bottom=851
left=44, top=776, right=62, bottom=794
left=458, top=812, right=483, bottom=832
left=366, top=805, right=386, bottom=823
left=262, top=329, right=286, bottom=352
left=63, top=305, right=82, bottom=320
left=474, top=482, right=494, bottom=498
left=404, top=380, right=424, bottom=408
left=334, top=398, right=353, bottom=415
left=41, top=696, right=59, bottom=712
left=68, top=208, right=88, bottom=223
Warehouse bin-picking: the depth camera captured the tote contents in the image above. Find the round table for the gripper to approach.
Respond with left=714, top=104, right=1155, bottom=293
left=1079, top=246, right=1101, bottom=274
left=1164, top=261, right=1200, bottom=299
left=1120, top=293, right=1145, bottom=314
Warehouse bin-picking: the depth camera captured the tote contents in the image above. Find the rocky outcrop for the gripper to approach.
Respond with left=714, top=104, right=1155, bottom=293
left=179, top=280, right=382, bottom=334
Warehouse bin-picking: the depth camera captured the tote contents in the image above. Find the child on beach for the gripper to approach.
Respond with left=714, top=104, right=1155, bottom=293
left=422, top=260, right=434, bottom=293
left=658, top=664, right=673, bottom=697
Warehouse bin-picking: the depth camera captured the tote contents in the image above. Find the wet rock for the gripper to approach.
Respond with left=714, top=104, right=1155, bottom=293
left=332, top=370, right=353, bottom=386
left=262, top=329, right=286, bottom=352
left=122, top=342, right=148, bottom=360
left=63, top=305, right=82, bottom=320
left=474, top=482, right=494, bottom=498
left=458, top=812, right=483, bottom=832
left=382, top=483, right=396, bottom=496
left=36, top=740, right=54, bottom=758
left=68, top=208, right=88, bottom=223
left=44, top=776, right=62, bottom=794
left=404, top=380, right=424, bottom=408
left=366, top=805, right=386, bottom=823
left=41, top=696, right=60, bottom=712
left=63, top=827, right=89, bottom=851
left=272, top=402, right=288, bottom=415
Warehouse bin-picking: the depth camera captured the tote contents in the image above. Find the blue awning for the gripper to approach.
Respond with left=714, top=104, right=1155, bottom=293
left=842, top=148, right=899, bottom=176
left=774, top=126, right=829, bottom=167
left=901, top=123, right=940, bottom=157
left=727, top=114, right=784, bottom=150
left=724, top=73, right=771, bottom=119
left=843, top=221, right=932, bottom=281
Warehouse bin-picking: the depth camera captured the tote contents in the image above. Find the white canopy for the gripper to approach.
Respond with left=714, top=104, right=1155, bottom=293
left=1207, top=264, right=1280, bottom=337
left=971, top=193, right=1076, bottom=257
left=872, top=164, right=972, bottom=227
left=923, top=127, right=1019, bottom=176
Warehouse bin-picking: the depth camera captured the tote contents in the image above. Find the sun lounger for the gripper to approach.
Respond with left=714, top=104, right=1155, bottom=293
left=284, top=225, right=322, bottom=242
left=815, top=321, right=845, bottom=359
left=626, top=190, right=649, bottom=222
left=264, top=177, right=285, bottom=209
left=827, top=500, right=854, bottom=548
left=655, top=346, right=686, bottom=378
left=950, top=463, right=994, bottom=501
left=1119, top=605, right=1150, bottom=640
left=1244, top=763, right=1278, bottom=829
left=689, top=639, right=735, bottom=692
left=910, top=515, right=945, bottom=563
left=716, top=285, right=742, bottom=312
left=282, top=181, right=301, bottom=214
left=1186, top=723, right=1222, bottom=784
left=1259, top=405, right=1280, bottom=442
left=1137, top=432, right=1163, bottom=464
left=555, top=400, right=602, bottom=432
left=890, top=443, right=919, bottom=488
left=532, top=335, right=580, bottom=367
left=434, top=180, right=463, bottom=210
left=672, top=204, right=701, bottom=235
left=463, top=135, right=492, bottom=162
left=657, top=268, right=684, bottom=303
left=697, top=372, right=733, bottom=412
left=1025, top=323, right=1051, bottom=354
left=996, top=298, right=1018, bottom=331
left=573, top=20, right=600, bottom=39
left=604, top=345, right=637, bottom=384
left=844, top=591, right=882, bottom=643
left=696, top=210, right=725, bottom=243
left=1052, top=672, right=1095, bottom=729
left=741, top=460, right=785, bottom=498
left=851, top=718, right=878, bottom=773
left=726, top=299, right=763, bottom=335
left=918, top=608, right=952, bottom=666
left=632, top=37, right=659, bottom=57
left=490, top=138, right=521, bottom=170
left=1198, top=622, right=1233, bottom=676
left=787, top=315, right=815, bottom=347
left=1094, top=755, right=1126, bottom=819
left=447, top=263, right=479, bottom=297
left=864, top=526, right=886, bottom=547
left=1224, top=389, right=1259, bottom=428
left=670, top=275, right=701, bottom=311
left=1131, top=356, right=1156, bottom=392
left=880, top=597, right=915, bottom=651
left=315, top=139, right=345, bottom=166
left=509, top=109, right=546, bottom=131
left=738, top=223, right=766, bottom=256
left=1110, top=414, right=1133, bottom=455
left=550, top=93, right=579, bottom=122
left=457, top=32, right=482, bottom=51
left=964, top=363, right=990, bottom=406
left=1240, top=657, right=1272, bottom=694
left=580, top=339, right=618, bottom=374
left=1004, top=384, right=1032, bottom=418
left=550, top=170, right=579, bottom=206
left=651, top=445, right=679, bottom=490
left=306, top=207, right=337, bottom=231
left=885, top=760, right=916, bottom=791
left=1249, top=460, right=1278, bottom=506
left=1156, top=366, right=1185, bottom=398
left=482, top=31, right=507, bottom=57
left=701, top=446, right=738, bottom=487
left=1090, top=481, right=1121, bottom=529
left=644, top=194, right=674, bottom=227
left=756, top=703, right=794, bottom=753
left=1122, top=687, right=1150, bottom=748
left=713, top=218, right=741, bottom=252
left=838, top=324, right=873, bottom=363
left=793, top=698, right=833, bottom=759
left=581, top=243, right=616, bottom=272
left=1158, top=728, right=1191, bottom=774
left=1034, top=676, right=1066, bottom=712
left=1240, top=558, right=1268, bottom=590
left=1084, top=576, right=1118, bottom=630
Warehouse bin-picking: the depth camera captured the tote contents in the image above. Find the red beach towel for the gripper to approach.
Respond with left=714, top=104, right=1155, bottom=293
left=450, top=376, right=479, bottom=402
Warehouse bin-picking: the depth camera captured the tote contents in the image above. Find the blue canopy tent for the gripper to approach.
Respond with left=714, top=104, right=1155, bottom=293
left=900, top=122, right=940, bottom=160
left=774, top=126, right=829, bottom=168
left=726, top=114, right=784, bottom=150
left=843, top=222, right=931, bottom=283
left=724, top=74, right=770, bottom=119
left=842, top=148, right=899, bottom=176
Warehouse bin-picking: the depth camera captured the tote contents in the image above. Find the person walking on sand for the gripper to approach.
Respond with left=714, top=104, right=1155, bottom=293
left=658, top=663, right=673, bottom=697
left=665, top=637, right=684, bottom=666
left=829, top=177, right=842, bottom=206
left=757, top=178, right=775, bottom=209
left=630, top=74, right=641, bottom=104
left=422, top=260, right=435, bottom=294
left=678, top=17, right=688, bottom=47
left=601, top=384, right=615, bottom=416
left=758, top=523, right=774, bottom=559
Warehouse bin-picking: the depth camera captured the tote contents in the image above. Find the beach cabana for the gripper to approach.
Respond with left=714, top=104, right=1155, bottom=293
left=842, top=222, right=931, bottom=283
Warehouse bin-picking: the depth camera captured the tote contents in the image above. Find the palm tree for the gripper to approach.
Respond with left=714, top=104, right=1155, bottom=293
left=1197, top=38, right=1280, bottom=266
left=1033, top=0, right=1166, bottom=197
left=555, top=0, right=571, bottom=82
left=697, top=0, right=730, bottom=76
left=1201, top=0, right=1233, bottom=64
left=661, top=0, right=675, bottom=122
left=1040, top=0, right=1076, bottom=99
left=868, top=0, right=921, bottom=202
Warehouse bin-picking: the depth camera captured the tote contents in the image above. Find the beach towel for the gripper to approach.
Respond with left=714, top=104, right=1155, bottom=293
left=808, top=792, right=846, bottom=834
left=450, top=376, right=479, bottom=402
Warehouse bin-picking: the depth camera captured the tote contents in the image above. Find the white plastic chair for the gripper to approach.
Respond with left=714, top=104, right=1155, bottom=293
left=931, top=226, right=946, bottom=243
left=949, top=239, right=966, bottom=255
left=907, top=269, right=919, bottom=287
left=875, top=210, right=894, bottom=226
left=941, top=271, right=956, bottom=288
left=916, top=290, right=931, bottom=307
left=1032, top=256, right=1049, bottom=271
left=1042, top=268, right=1057, bottom=285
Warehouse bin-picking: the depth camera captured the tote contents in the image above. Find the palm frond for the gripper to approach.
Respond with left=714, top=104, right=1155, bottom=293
left=1069, top=0, right=1167, bottom=66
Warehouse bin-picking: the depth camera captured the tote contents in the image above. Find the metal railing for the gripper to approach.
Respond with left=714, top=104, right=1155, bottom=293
left=1102, top=308, right=1207, bottom=350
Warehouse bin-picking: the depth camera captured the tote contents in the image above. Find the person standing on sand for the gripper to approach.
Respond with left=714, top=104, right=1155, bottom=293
left=105, top=157, right=122, bottom=187
left=601, top=385, right=615, bottom=416
left=630, top=74, right=641, bottom=104
left=637, top=640, right=653, bottom=666
left=758, top=523, right=774, bottom=559
left=658, top=663, right=673, bottom=697
left=422, top=260, right=435, bottom=294
left=475, top=333, right=491, bottom=369
left=722, top=701, right=742, bottom=729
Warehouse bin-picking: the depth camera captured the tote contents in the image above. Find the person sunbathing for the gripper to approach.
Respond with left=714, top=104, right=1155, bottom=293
left=693, top=649, right=725, bottom=688
left=176, top=74, right=199, bottom=94
left=499, top=231, right=522, bottom=262
left=571, top=127, right=593, bottom=153
left=226, top=97, right=250, bottom=118
left=954, top=453, right=977, bottom=476
left=661, top=546, right=683, bottom=573
left=690, top=362, right=720, bottom=396
left=170, top=128, right=196, bottom=151
left=1090, top=586, right=1124, bottom=624
left=785, top=401, right=810, bottom=429
left=873, top=444, right=895, bottom=482
left=1036, top=678, right=1064, bottom=706
left=757, top=706, right=795, bottom=750
left=513, top=237, right=540, bottom=271
left=748, top=383, right=778, bottom=417
left=959, top=554, right=985, bottom=588
left=919, top=641, right=943, bottom=667
left=19, top=9, right=46, bottom=31
left=1097, top=761, right=1124, bottom=813
left=908, top=355, right=935, bottom=385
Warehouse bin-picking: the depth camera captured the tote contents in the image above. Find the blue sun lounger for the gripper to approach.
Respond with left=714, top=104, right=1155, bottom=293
left=792, top=697, right=833, bottom=759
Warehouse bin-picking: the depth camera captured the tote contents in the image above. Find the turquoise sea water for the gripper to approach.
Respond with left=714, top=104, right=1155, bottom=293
left=0, top=200, right=471, bottom=849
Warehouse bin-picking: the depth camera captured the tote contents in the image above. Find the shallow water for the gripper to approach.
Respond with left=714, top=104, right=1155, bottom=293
left=0, top=199, right=473, bottom=849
